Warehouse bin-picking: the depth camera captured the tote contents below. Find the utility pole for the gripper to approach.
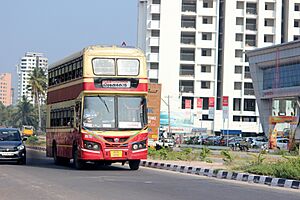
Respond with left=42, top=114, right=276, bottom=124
left=168, top=95, right=171, bottom=139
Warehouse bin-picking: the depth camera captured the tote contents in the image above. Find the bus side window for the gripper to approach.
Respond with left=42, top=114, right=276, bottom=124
left=75, top=102, right=81, bottom=127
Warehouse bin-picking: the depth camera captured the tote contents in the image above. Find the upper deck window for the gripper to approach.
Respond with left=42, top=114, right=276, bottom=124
left=117, top=59, right=139, bottom=76
left=92, top=58, right=140, bottom=76
left=92, top=58, right=115, bottom=75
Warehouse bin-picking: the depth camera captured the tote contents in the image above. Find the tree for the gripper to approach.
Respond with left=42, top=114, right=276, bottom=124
left=28, top=67, right=47, bottom=132
left=11, top=96, right=37, bottom=128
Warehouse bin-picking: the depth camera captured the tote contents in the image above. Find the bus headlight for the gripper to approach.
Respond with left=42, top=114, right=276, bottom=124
left=132, top=144, right=139, bottom=150
left=132, top=140, right=147, bottom=150
left=83, top=141, right=100, bottom=151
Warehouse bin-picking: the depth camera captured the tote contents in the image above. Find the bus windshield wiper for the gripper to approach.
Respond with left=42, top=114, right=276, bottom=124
left=98, top=95, right=110, bottom=113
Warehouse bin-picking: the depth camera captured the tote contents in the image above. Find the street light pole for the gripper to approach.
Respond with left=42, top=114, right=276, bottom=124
left=168, top=95, right=171, bottom=139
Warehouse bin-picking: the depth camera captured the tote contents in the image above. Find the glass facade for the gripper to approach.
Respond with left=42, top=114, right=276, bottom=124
left=263, top=62, right=300, bottom=90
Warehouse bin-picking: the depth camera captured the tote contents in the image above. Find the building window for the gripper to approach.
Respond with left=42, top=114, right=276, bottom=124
left=151, top=46, right=159, bottom=53
left=180, top=48, right=195, bottom=61
left=202, top=32, right=212, bottom=40
left=179, top=80, right=194, bottom=93
left=235, top=49, right=243, bottom=58
left=181, top=32, right=195, bottom=45
left=203, top=0, right=213, bottom=8
left=295, top=3, right=300, bottom=11
left=201, top=48, right=212, bottom=56
left=233, top=98, right=241, bottom=111
left=264, top=34, right=274, bottom=42
left=181, top=16, right=196, bottom=28
left=244, top=66, right=251, bottom=79
left=150, top=79, right=158, bottom=83
left=242, top=116, right=257, bottom=122
left=202, top=16, right=213, bottom=24
left=201, top=65, right=211, bottom=73
left=235, top=65, right=243, bottom=74
left=152, top=14, right=160, bottom=20
left=246, top=18, right=257, bottom=30
left=245, top=35, right=256, bottom=47
left=244, top=82, right=254, bottom=95
left=244, top=99, right=256, bottom=111
left=151, top=30, right=160, bottom=37
left=236, top=1, right=244, bottom=9
left=233, top=115, right=241, bottom=121
left=201, top=81, right=210, bottom=89
left=236, top=17, right=244, bottom=25
left=202, top=97, right=209, bottom=110
left=202, top=114, right=213, bottom=121
left=294, top=35, right=300, bottom=41
left=150, top=63, right=159, bottom=69
left=152, top=0, right=160, bottom=4
left=234, top=82, right=242, bottom=90
left=181, top=96, right=194, bottom=109
left=180, top=64, right=194, bottom=76
left=264, top=18, right=274, bottom=27
left=265, top=2, right=274, bottom=10
left=182, top=0, right=197, bottom=12
left=235, top=33, right=243, bottom=42
left=294, top=20, right=300, bottom=27
left=246, top=2, right=257, bottom=14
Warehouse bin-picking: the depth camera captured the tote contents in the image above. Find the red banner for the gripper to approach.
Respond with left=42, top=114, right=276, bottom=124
left=185, top=99, right=192, bottom=109
left=197, top=98, right=203, bottom=109
left=222, top=96, right=229, bottom=107
left=209, top=97, right=215, bottom=108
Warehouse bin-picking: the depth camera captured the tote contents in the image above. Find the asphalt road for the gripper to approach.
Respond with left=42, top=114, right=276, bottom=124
left=0, top=150, right=299, bottom=200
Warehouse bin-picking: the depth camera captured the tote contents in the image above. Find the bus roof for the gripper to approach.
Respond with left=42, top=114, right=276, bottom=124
left=48, top=45, right=145, bottom=70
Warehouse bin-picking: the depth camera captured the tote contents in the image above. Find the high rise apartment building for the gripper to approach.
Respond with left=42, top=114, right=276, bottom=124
left=137, top=0, right=300, bottom=135
left=16, top=52, right=48, bottom=103
left=0, top=73, right=12, bottom=106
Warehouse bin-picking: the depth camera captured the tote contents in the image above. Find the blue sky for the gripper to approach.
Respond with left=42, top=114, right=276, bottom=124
left=0, top=0, right=138, bottom=76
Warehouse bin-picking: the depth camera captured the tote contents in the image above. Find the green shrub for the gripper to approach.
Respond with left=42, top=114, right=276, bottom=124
left=245, top=157, right=300, bottom=180
left=26, top=136, right=38, bottom=145
left=200, top=147, right=212, bottom=162
left=221, top=150, right=234, bottom=164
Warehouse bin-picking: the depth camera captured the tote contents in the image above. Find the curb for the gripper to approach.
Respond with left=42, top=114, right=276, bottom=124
left=27, top=147, right=300, bottom=190
left=140, top=160, right=300, bottom=190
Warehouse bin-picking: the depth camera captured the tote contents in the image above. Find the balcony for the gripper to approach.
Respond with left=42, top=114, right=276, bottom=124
left=244, top=72, right=252, bottom=79
left=147, top=53, right=159, bottom=62
left=150, top=4, right=160, bottom=14
left=181, top=21, right=196, bottom=29
left=245, top=40, right=256, bottom=47
left=246, top=8, right=257, bottom=15
left=149, top=37, right=160, bottom=46
left=148, top=69, right=158, bottom=79
left=148, top=20, right=160, bottom=29
left=182, top=4, right=196, bottom=13
left=246, top=24, right=257, bottom=31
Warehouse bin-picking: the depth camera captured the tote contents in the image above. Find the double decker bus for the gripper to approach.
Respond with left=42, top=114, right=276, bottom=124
left=46, top=45, right=148, bottom=170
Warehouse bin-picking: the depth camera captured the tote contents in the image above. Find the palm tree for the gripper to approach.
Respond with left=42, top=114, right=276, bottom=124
left=28, top=67, right=47, bottom=132
left=12, top=96, right=37, bottom=128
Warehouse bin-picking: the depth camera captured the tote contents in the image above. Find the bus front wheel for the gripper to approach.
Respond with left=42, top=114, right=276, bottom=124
left=129, top=160, right=140, bottom=170
left=73, top=147, right=84, bottom=170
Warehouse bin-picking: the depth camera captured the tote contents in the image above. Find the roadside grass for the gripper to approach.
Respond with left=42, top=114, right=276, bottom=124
left=25, top=135, right=46, bottom=147
left=148, top=146, right=300, bottom=180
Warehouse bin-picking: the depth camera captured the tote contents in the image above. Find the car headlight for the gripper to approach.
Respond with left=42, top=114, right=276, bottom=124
left=83, top=141, right=100, bottom=151
left=17, top=145, right=25, bottom=150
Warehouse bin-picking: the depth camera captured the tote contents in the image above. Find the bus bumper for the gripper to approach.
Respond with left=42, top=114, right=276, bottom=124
left=80, top=148, right=147, bottom=161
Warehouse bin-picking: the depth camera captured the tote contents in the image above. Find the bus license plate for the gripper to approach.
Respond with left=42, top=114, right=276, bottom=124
left=110, top=150, right=122, bottom=157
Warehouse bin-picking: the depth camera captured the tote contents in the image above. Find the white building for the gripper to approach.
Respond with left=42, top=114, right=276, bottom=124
left=16, top=52, right=48, bottom=103
left=137, top=0, right=300, bottom=136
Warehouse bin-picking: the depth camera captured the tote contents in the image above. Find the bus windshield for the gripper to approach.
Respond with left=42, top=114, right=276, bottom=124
left=82, top=96, right=146, bottom=130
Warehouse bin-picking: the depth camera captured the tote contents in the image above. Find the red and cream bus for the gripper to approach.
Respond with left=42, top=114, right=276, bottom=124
left=46, top=45, right=148, bottom=170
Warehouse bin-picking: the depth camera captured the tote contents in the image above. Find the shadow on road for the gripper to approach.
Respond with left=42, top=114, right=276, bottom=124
left=0, top=149, right=132, bottom=172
